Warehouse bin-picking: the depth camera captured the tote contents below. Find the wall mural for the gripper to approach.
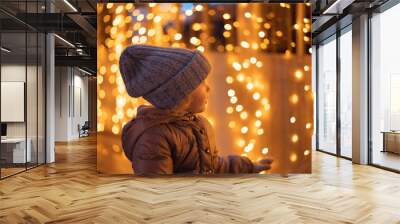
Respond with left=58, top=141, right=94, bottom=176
left=97, top=3, right=313, bottom=175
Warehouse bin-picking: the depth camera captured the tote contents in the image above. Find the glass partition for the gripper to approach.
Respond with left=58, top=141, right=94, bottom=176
left=0, top=0, right=46, bottom=179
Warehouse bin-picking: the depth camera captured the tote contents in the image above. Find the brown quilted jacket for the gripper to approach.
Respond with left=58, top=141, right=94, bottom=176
left=121, top=105, right=255, bottom=175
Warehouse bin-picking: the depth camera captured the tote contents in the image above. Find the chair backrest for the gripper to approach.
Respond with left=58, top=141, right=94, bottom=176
left=82, top=121, right=90, bottom=129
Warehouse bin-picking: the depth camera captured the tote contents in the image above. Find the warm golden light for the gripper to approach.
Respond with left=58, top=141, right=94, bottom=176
left=252, top=92, right=261, bottom=101
left=306, top=123, right=312, bottom=129
left=290, top=153, right=297, bottom=162
left=236, top=73, right=245, bottom=82
left=226, top=76, right=234, bottom=84
left=235, top=104, right=244, bottom=112
left=291, top=134, right=299, bottom=143
left=240, top=111, right=248, bottom=120
left=255, top=110, right=262, bottom=118
left=230, top=96, right=238, bottom=104
left=98, top=3, right=313, bottom=174
left=227, top=89, right=236, bottom=97
left=229, top=121, right=236, bottom=129
left=246, top=82, right=254, bottom=90
left=290, top=94, right=299, bottom=104
left=233, top=62, right=242, bottom=71
left=295, top=70, right=303, bottom=80
left=226, top=106, right=234, bottom=114
left=222, top=13, right=231, bottom=20
left=240, top=41, right=250, bottom=48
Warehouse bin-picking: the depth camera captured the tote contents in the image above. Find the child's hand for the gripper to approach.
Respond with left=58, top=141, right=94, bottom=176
left=253, top=158, right=273, bottom=173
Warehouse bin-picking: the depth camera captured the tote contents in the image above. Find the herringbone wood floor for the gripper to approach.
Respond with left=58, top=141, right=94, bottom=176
left=1, top=135, right=400, bottom=224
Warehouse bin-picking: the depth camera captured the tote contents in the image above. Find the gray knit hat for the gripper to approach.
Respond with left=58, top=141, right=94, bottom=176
left=119, top=45, right=211, bottom=109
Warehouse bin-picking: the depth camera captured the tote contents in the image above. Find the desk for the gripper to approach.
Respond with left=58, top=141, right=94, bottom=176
left=1, top=138, right=31, bottom=163
left=382, top=131, right=400, bottom=154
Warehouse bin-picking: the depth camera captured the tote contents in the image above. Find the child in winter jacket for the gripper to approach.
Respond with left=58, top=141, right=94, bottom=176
left=119, top=44, right=272, bottom=175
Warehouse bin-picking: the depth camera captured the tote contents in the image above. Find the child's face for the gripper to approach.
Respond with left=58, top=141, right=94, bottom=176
left=186, top=79, right=210, bottom=113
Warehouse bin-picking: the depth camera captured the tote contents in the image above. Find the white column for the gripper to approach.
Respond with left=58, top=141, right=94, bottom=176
left=46, top=32, right=55, bottom=163
left=352, top=14, right=369, bottom=164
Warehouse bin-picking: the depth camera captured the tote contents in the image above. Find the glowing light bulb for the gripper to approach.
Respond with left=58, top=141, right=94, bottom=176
left=112, top=125, right=120, bottom=135
left=138, top=27, right=146, bottom=35
left=233, top=62, right=242, bottom=71
left=255, top=110, right=262, bottom=118
left=236, top=73, right=245, bottom=82
left=290, top=94, right=299, bottom=104
left=306, top=123, right=312, bottom=129
left=291, top=134, right=299, bottom=143
left=192, top=23, right=202, bottom=31
left=229, top=121, right=236, bottom=129
left=244, top=145, right=252, bottom=153
left=236, top=104, right=243, bottom=112
left=257, top=128, right=264, bottom=135
left=237, top=139, right=245, bottom=147
left=253, top=92, right=261, bottom=100
left=246, top=82, right=254, bottom=90
left=185, top=10, right=193, bottom=16
left=153, top=16, right=161, bottom=23
left=226, top=76, right=234, bottom=84
left=226, top=107, right=234, bottom=114
left=241, top=126, right=249, bottom=134
left=244, top=12, right=252, bottom=18
left=290, top=153, right=297, bottom=162
left=304, top=150, right=310, bottom=156
left=262, top=147, right=269, bottom=155
left=230, top=96, right=238, bottom=104
left=250, top=57, right=257, bottom=64
left=256, top=61, right=263, bottom=68
left=195, top=4, right=203, bottom=11
left=227, top=89, right=235, bottom=97
left=304, top=85, right=310, bottom=91
left=222, top=13, right=231, bottom=20
left=304, top=65, right=310, bottom=71
left=240, top=41, right=250, bottom=48
left=137, top=14, right=144, bottom=21
left=295, top=70, right=303, bottom=80
left=255, top=120, right=262, bottom=127
left=224, top=24, right=232, bottom=30
left=240, top=111, right=248, bottom=120
left=290, top=116, right=296, bottom=123
left=258, top=31, right=265, bottom=38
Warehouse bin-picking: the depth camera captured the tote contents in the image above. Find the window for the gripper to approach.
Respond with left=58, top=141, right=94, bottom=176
left=371, top=3, right=400, bottom=171
left=339, top=28, right=352, bottom=158
left=317, top=36, right=337, bottom=154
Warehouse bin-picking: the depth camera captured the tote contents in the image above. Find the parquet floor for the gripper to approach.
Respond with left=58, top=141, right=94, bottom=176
left=1, top=135, right=400, bottom=223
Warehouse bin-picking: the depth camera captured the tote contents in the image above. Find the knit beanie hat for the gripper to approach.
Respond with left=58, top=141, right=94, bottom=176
left=119, top=44, right=211, bottom=109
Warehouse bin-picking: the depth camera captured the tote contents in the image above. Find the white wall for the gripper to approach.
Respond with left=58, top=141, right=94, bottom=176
left=54, top=67, right=89, bottom=141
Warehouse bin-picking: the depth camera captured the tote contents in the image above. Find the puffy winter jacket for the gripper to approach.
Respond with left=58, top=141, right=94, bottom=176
left=121, top=105, right=255, bottom=175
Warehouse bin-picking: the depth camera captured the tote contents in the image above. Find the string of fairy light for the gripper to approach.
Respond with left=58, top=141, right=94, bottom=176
left=97, top=3, right=313, bottom=166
